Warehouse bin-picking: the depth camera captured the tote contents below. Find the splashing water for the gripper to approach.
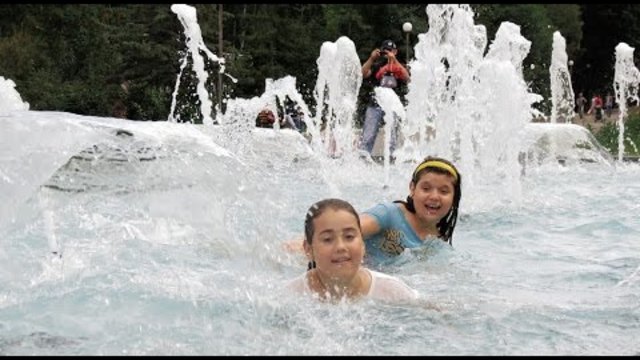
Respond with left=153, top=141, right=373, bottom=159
left=311, top=36, right=363, bottom=158
left=549, top=31, right=576, bottom=124
left=614, top=42, right=640, bottom=161
left=403, top=6, right=543, bottom=204
left=0, top=76, right=29, bottom=112
left=0, top=3, right=638, bottom=356
left=169, top=4, right=234, bottom=125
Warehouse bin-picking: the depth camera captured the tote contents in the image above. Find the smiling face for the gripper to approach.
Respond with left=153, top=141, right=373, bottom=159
left=410, top=171, right=456, bottom=226
left=304, top=208, right=364, bottom=283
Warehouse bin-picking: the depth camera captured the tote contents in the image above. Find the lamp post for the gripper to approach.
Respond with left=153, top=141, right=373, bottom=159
left=568, top=59, right=574, bottom=77
left=217, top=4, right=223, bottom=121
left=568, top=59, right=574, bottom=89
left=402, top=22, right=412, bottom=64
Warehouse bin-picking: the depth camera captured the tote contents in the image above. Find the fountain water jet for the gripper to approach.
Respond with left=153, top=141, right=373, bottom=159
left=0, top=76, right=29, bottom=112
left=310, top=36, right=362, bottom=158
left=614, top=42, right=640, bottom=161
left=401, top=6, right=543, bottom=203
left=169, top=4, right=231, bottom=125
left=549, top=31, right=576, bottom=123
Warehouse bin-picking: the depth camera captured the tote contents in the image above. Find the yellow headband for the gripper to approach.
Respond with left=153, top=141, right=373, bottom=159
left=413, top=160, right=458, bottom=181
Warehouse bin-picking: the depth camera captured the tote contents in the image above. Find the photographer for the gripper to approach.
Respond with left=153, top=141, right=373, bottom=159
left=359, top=39, right=410, bottom=160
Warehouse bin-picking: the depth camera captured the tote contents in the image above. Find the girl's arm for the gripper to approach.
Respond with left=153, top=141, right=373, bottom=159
left=360, top=213, right=381, bottom=240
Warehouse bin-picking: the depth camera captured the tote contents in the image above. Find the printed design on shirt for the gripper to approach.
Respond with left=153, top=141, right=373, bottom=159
left=379, top=229, right=405, bottom=256
left=380, top=74, right=398, bottom=88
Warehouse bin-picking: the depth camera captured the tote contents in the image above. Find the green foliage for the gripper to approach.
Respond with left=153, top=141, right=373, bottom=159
left=0, top=4, right=632, bottom=125
left=577, top=5, right=640, bottom=96
left=593, top=113, right=640, bottom=156
left=543, top=4, right=582, bottom=59
left=0, top=30, right=48, bottom=96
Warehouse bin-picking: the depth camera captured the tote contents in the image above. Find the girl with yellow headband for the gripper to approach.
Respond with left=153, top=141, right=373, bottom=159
left=359, top=156, right=461, bottom=266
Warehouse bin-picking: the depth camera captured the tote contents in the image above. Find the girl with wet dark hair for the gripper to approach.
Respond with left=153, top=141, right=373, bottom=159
left=286, top=198, right=418, bottom=303
left=360, top=156, right=462, bottom=266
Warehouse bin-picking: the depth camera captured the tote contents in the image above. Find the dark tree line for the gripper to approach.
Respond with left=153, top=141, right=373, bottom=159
left=0, top=4, right=638, bottom=124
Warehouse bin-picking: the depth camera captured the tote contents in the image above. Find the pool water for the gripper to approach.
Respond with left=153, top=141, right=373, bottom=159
left=1, top=112, right=638, bottom=355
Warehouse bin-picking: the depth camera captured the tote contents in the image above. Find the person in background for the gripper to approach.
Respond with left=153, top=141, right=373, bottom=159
left=359, top=39, right=410, bottom=161
left=605, top=92, right=614, bottom=118
left=576, top=92, right=587, bottom=119
left=256, top=107, right=277, bottom=128
left=286, top=198, right=419, bottom=303
left=282, top=97, right=307, bottom=133
left=588, top=94, right=604, bottom=121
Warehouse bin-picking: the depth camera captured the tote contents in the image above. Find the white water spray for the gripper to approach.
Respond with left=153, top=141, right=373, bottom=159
left=0, top=76, right=29, bottom=112
left=312, top=36, right=362, bottom=158
left=549, top=31, right=576, bottom=123
left=613, top=42, right=640, bottom=161
left=169, top=4, right=224, bottom=125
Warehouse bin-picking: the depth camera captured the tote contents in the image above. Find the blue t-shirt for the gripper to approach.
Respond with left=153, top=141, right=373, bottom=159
left=363, top=202, right=445, bottom=267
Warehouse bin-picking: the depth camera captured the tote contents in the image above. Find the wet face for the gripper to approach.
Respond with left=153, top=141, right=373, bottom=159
left=304, top=208, right=364, bottom=281
left=410, top=171, right=456, bottom=225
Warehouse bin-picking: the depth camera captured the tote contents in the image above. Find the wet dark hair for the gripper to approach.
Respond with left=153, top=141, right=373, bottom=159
left=304, top=198, right=361, bottom=270
left=393, top=156, right=462, bottom=245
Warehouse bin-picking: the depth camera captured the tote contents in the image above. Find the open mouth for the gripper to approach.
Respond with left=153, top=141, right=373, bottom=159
left=331, top=257, right=352, bottom=264
left=425, top=203, right=440, bottom=210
